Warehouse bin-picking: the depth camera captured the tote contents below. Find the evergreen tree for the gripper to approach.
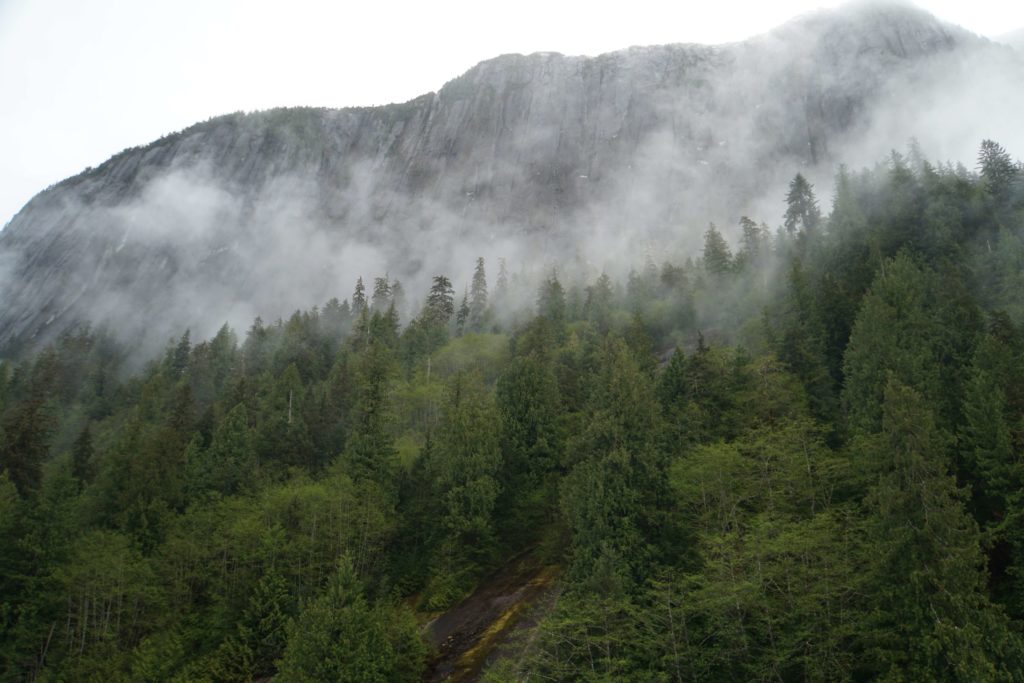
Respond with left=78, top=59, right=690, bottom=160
left=961, top=365, right=1016, bottom=525
left=352, top=276, right=367, bottom=313
left=561, top=340, right=670, bottom=586
left=425, top=275, right=455, bottom=324
left=369, top=305, right=401, bottom=350
left=736, top=215, right=769, bottom=271
left=842, top=254, right=965, bottom=434
left=9, top=143, right=1024, bottom=681
left=783, top=173, right=821, bottom=236
left=958, top=336, right=1024, bottom=614
left=774, top=259, right=837, bottom=424
left=422, top=372, right=502, bottom=605
left=656, top=341, right=747, bottom=447
left=496, top=354, right=562, bottom=538
left=624, top=269, right=645, bottom=313
left=243, top=316, right=270, bottom=376
left=584, top=272, right=614, bottom=334
left=856, top=378, right=1020, bottom=679
left=455, top=288, right=470, bottom=337
left=495, top=257, right=509, bottom=306
left=168, top=330, right=191, bottom=376
left=390, top=279, right=406, bottom=320
left=70, top=424, right=95, bottom=488
left=371, top=276, right=392, bottom=312
left=342, top=341, right=398, bottom=488
left=351, top=304, right=372, bottom=351
left=537, top=274, right=566, bottom=324
left=322, top=297, right=351, bottom=341
left=469, top=256, right=488, bottom=331
left=0, top=379, right=53, bottom=495
left=192, top=403, right=256, bottom=493
left=702, top=223, right=733, bottom=275
left=277, top=557, right=424, bottom=682
left=978, top=139, right=1018, bottom=202
left=234, top=569, right=291, bottom=679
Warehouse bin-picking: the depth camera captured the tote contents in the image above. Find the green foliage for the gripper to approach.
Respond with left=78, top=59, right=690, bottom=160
left=341, top=341, right=399, bottom=487
left=187, top=402, right=256, bottom=494
left=772, top=259, right=838, bottom=424
left=496, top=353, right=562, bottom=540
left=702, top=222, right=733, bottom=275
left=470, top=256, right=490, bottom=332
left=54, top=530, right=162, bottom=674
left=978, top=139, right=1019, bottom=202
left=784, top=172, right=822, bottom=236
left=430, top=332, right=509, bottom=384
left=842, top=253, right=975, bottom=434
left=5, top=141, right=1024, bottom=681
left=537, top=274, right=567, bottom=326
left=561, top=339, right=671, bottom=586
left=0, top=358, right=55, bottom=494
left=276, top=556, right=424, bottom=682
left=420, top=371, right=502, bottom=607
left=657, top=343, right=748, bottom=447
left=584, top=272, right=615, bottom=333
left=214, top=569, right=291, bottom=680
left=663, top=414, right=859, bottom=681
left=853, top=378, right=1021, bottom=680
left=425, top=274, right=455, bottom=324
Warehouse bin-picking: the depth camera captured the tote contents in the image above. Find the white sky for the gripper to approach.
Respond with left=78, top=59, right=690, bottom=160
left=0, top=0, right=1021, bottom=227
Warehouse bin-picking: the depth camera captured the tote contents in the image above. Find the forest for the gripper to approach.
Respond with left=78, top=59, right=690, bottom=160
left=2, top=139, right=1024, bottom=681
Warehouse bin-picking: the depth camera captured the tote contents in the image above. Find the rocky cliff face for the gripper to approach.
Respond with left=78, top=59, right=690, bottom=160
left=0, top=1, right=1013, bottom=356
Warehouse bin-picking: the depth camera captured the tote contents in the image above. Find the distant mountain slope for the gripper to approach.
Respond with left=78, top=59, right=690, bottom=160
left=0, top=0, right=1018, bottom=357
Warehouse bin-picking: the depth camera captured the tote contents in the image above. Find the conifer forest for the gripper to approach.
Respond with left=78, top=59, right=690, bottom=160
left=3, top=141, right=1024, bottom=681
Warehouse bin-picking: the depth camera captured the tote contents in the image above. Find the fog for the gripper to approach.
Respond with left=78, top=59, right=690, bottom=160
left=0, top=1, right=1021, bottom=360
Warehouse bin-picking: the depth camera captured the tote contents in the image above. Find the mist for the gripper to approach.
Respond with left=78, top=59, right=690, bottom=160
left=0, top=0, right=1021, bottom=361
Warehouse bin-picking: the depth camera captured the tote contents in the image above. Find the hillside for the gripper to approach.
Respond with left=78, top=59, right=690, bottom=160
left=9, top=1, right=1024, bottom=680
left=2, top=135, right=1024, bottom=680
left=1, top=2, right=1016, bottom=359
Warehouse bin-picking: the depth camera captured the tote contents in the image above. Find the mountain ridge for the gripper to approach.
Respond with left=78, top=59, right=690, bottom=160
left=9, top=0, right=977, bottom=218
left=0, top=1, right=1015, bottom=359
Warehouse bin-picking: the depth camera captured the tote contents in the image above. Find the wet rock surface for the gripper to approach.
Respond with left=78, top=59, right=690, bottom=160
left=0, top=2, right=1008, bottom=357
left=423, top=556, right=559, bottom=682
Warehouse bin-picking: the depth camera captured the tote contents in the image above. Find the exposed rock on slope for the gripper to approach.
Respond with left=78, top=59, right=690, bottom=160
left=0, top=1, right=1015, bottom=356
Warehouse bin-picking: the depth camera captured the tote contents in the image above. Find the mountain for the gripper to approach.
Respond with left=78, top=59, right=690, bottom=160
left=0, top=0, right=1018, bottom=358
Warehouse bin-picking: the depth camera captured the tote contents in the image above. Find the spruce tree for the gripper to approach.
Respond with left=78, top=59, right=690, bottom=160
left=455, top=288, right=470, bottom=337
left=277, top=557, right=423, bottom=682
left=70, top=424, right=95, bottom=488
left=495, top=257, right=509, bottom=306
left=425, top=275, right=455, bottom=324
left=856, top=378, right=1019, bottom=679
left=783, top=173, right=821, bottom=236
left=390, top=279, right=405, bottom=320
left=584, top=272, right=614, bottom=334
left=352, top=277, right=367, bottom=313
left=537, top=274, right=566, bottom=324
left=371, top=276, right=392, bottom=312
left=469, top=256, right=488, bottom=331
left=978, top=139, right=1018, bottom=201
left=702, top=223, right=733, bottom=275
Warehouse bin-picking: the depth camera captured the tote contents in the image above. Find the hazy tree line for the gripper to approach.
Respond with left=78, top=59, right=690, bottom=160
left=1, top=140, right=1024, bottom=681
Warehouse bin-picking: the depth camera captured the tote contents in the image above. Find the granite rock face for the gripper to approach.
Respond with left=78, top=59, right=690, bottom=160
left=0, top=1, right=1012, bottom=355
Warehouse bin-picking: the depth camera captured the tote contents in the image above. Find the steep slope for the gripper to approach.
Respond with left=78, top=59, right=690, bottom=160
left=0, top=1, right=1011, bottom=357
